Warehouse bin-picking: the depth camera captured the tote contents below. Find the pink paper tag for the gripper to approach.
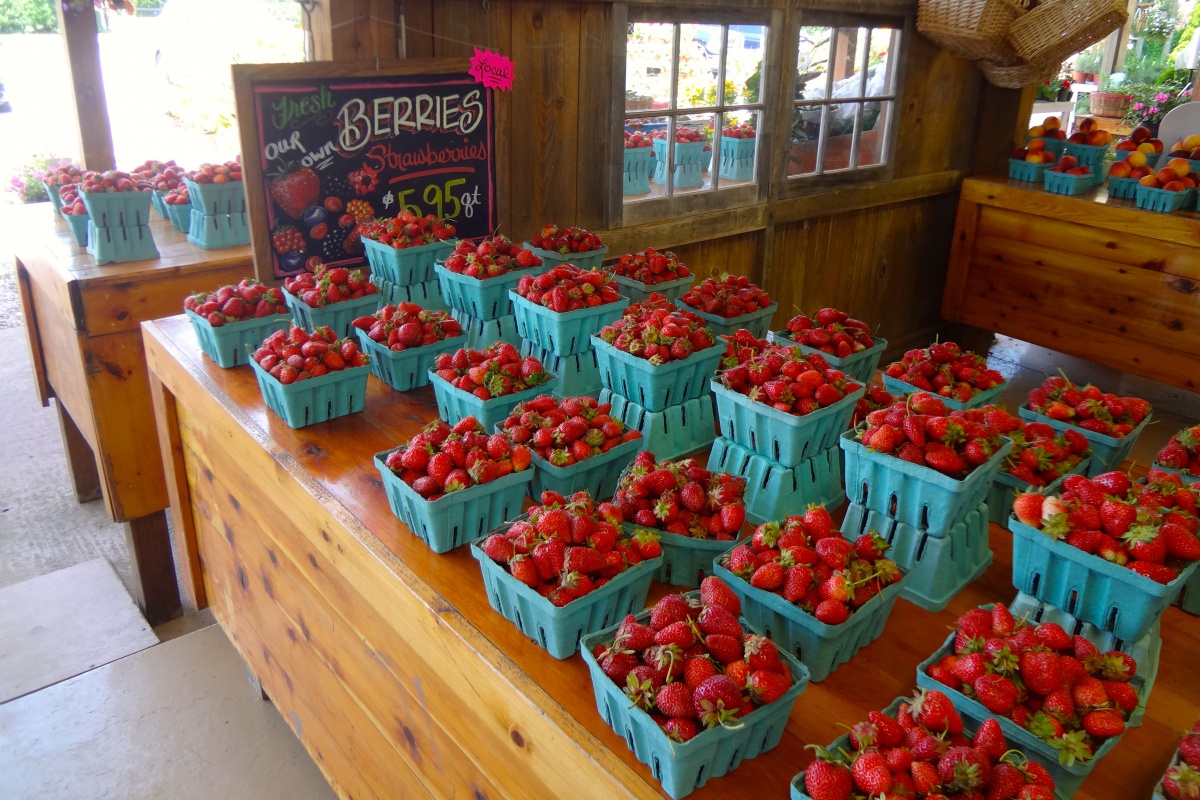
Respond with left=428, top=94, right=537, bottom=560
left=469, top=48, right=515, bottom=92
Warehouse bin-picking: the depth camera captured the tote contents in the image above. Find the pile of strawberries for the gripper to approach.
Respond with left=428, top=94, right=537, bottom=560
left=883, top=342, right=1004, bottom=402
left=679, top=275, right=772, bottom=319
left=350, top=303, right=462, bottom=351
left=1012, top=469, right=1200, bottom=583
left=722, top=123, right=756, bottom=139
left=718, top=329, right=774, bottom=372
left=163, top=185, right=190, bottom=207
left=624, top=130, right=652, bottom=149
left=528, top=224, right=604, bottom=254
left=591, top=576, right=794, bottom=742
left=983, top=406, right=1090, bottom=487
left=597, top=302, right=716, bottom=365
left=803, top=689, right=1057, bottom=800
left=924, top=602, right=1139, bottom=763
left=497, top=394, right=641, bottom=467
left=858, top=393, right=1006, bottom=478
left=383, top=417, right=531, bottom=500
left=651, top=127, right=706, bottom=145
left=852, top=385, right=896, bottom=428
left=1157, top=425, right=1200, bottom=477
left=514, top=264, right=622, bottom=312
left=1026, top=375, right=1150, bottom=439
left=184, top=279, right=287, bottom=326
left=130, top=160, right=183, bottom=191
left=433, top=341, right=552, bottom=400
left=58, top=184, right=86, bottom=216
left=80, top=170, right=146, bottom=194
left=283, top=265, right=379, bottom=309
left=42, top=163, right=83, bottom=189
left=252, top=325, right=368, bottom=384
left=479, top=490, right=659, bottom=605
left=1160, top=721, right=1200, bottom=800
left=782, top=307, right=876, bottom=359
left=608, top=248, right=691, bottom=286
left=719, top=345, right=861, bottom=417
left=184, top=160, right=242, bottom=185
left=442, top=235, right=542, bottom=279
left=612, top=451, right=746, bottom=540
left=359, top=211, right=457, bottom=249
left=719, top=508, right=902, bottom=625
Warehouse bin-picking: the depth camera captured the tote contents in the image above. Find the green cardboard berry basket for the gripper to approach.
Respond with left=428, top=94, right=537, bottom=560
left=427, top=371, right=554, bottom=433
left=1063, top=140, right=1110, bottom=169
left=354, top=330, right=463, bottom=392
left=81, top=190, right=152, bottom=228
left=525, top=435, right=642, bottom=501
left=188, top=209, right=250, bottom=249
left=164, top=200, right=193, bottom=232
left=622, top=147, right=654, bottom=195
left=708, top=436, right=844, bottom=525
left=521, top=340, right=604, bottom=399
left=510, top=291, right=629, bottom=357
left=581, top=590, right=810, bottom=799
left=523, top=243, right=609, bottom=271
left=606, top=272, right=694, bottom=304
left=45, top=181, right=65, bottom=216
left=374, top=276, right=447, bottom=312
left=1107, top=175, right=1140, bottom=200
left=1017, top=406, right=1151, bottom=476
left=619, top=524, right=739, bottom=588
left=592, top=337, right=723, bottom=412
left=184, top=309, right=292, bottom=368
left=283, top=288, right=384, bottom=340
left=1043, top=170, right=1093, bottom=196
left=986, top=456, right=1091, bottom=525
left=1136, top=184, right=1194, bottom=213
left=86, top=222, right=158, bottom=265
left=678, top=301, right=779, bottom=340
left=362, top=237, right=455, bottom=286
left=599, top=388, right=715, bottom=462
left=63, top=212, right=89, bottom=246
left=434, top=262, right=543, bottom=320
left=249, top=358, right=371, bottom=429
left=182, top=178, right=246, bottom=216
left=881, top=374, right=1007, bottom=410
left=1009, top=158, right=1051, bottom=183
left=767, top=331, right=888, bottom=385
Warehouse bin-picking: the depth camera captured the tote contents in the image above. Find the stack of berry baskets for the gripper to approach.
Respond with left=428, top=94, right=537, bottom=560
left=182, top=161, right=248, bottom=249
left=434, top=235, right=543, bottom=348
left=839, top=392, right=1013, bottom=611
left=1006, top=471, right=1200, bottom=643
left=675, top=275, right=778, bottom=339
left=358, top=212, right=457, bottom=305
left=712, top=508, right=907, bottom=682
left=427, top=341, right=556, bottom=433
left=612, top=452, right=748, bottom=587
left=592, top=296, right=723, bottom=459
left=509, top=264, right=629, bottom=398
left=604, top=248, right=695, bottom=303
left=767, top=307, right=887, bottom=386
left=375, top=417, right=534, bottom=554
left=708, top=342, right=864, bottom=523
left=1142, top=467, right=1200, bottom=616
left=496, top=394, right=643, bottom=499
left=282, top=265, right=384, bottom=339
left=248, top=325, right=372, bottom=428
left=42, top=163, right=84, bottom=216
left=1020, top=373, right=1153, bottom=476
left=880, top=340, right=1007, bottom=410
left=57, top=184, right=90, bottom=246
left=982, top=406, right=1093, bottom=524
left=470, top=490, right=662, bottom=658
left=580, top=579, right=810, bottom=799
left=522, top=224, right=608, bottom=271
left=161, top=183, right=193, bottom=233
left=78, top=170, right=158, bottom=264
left=791, top=691, right=1061, bottom=800
left=1155, top=718, right=1200, bottom=800
left=1154, top=425, right=1200, bottom=486
left=349, top=303, right=464, bottom=391
left=183, top=279, right=292, bottom=368
left=916, top=594, right=1159, bottom=798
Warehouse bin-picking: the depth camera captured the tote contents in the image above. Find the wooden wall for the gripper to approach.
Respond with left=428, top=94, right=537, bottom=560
left=395, top=0, right=1027, bottom=352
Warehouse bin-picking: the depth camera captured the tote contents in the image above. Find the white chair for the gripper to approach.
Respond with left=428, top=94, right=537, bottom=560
left=1154, top=102, right=1200, bottom=168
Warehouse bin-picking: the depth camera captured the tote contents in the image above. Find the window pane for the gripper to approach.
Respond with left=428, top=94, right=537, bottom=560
left=623, top=116, right=666, bottom=200
left=854, top=100, right=891, bottom=168
left=671, top=115, right=715, bottom=191
left=789, top=104, right=824, bottom=176
left=627, top=23, right=675, bottom=112
left=831, top=27, right=868, bottom=96
left=719, top=111, right=759, bottom=185
left=797, top=25, right=834, bottom=95
left=730, top=26, right=767, bottom=104
left=868, top=28, right=900, bottom=97
left=679, top=24, right=720, bottom=110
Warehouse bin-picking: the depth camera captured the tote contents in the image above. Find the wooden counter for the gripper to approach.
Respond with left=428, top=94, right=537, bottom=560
left=942, top=176, right=1200, bottom=393
left=14, top=204, right=252, bottom=623
left=143, top=312, right=1199, bottom=800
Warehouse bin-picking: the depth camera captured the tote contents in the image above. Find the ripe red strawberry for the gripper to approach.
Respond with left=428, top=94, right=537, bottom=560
left=692, top=674, right=743, bottom=728
left=852, top=749, right=893, bottom=795
left=654, top=682, right=695, bottom=719
left=804, top=752, right=854, bottom=800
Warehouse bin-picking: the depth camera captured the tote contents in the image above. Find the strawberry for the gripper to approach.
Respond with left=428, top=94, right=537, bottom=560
left=699, top=575, right=742, bottom=616
left=804, top=749, right=854, bottom=800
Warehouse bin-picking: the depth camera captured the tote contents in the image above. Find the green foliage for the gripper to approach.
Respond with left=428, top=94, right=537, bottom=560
left=1170, top=3, right=1200, bottom=62
left=0, top=0, right=57, bottom=34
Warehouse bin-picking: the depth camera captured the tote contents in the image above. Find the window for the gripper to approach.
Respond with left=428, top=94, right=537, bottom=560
left=622, top=17, right=767, bottom=207
left=789, top=20, right=901, bottom=180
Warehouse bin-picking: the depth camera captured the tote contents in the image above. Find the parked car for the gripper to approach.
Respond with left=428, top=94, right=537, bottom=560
left=693, top=24, right=766, bottom=56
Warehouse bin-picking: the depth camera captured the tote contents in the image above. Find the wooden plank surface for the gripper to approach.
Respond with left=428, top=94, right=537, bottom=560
left=144, top=313, right=1200, bottom=800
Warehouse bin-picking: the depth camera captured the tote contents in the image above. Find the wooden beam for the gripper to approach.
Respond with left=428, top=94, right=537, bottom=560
left=307, top=0, right=400, bottom=61
left=56, top=3, right=115, bottom=170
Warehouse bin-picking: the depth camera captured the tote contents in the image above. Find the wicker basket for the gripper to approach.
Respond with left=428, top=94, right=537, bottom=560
left=978, top=58, right=1060, bottom=88
left=1008, top=0, right=1128, bottom=69
left=918, top=0, right=1030, bottom=64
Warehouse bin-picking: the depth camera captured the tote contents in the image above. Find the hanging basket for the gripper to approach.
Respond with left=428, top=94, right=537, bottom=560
left=1007, top=0, right=1129, bottom=69
left=978, top=58, right=1060, bottom=89
left=917, top=0, right=1031, bottom=64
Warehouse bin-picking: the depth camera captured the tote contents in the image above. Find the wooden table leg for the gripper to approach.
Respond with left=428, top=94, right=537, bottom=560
left=55, top=401, right=103, bottom=504
left=123, top=510, right=183, bottom=626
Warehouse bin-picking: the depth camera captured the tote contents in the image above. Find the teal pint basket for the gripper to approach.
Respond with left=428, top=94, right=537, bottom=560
left=1107, top=175, right=1140, bottom=200
left=188, top=209, right=250, bottom=249
left=680, top=301, right=778, bottom=340
left=374, top=276, right=447, bottom=311
left=1064, top=140, right=1110, bottom=169
left=182, top=178, right=245, bottom=216
left=987, top=456, right=1091, bottom=525
left=150, top=189, right=168, bottom=218
left=45, top=182, right=65, bottom=216
left=620, top=518, right=739, bottom=588
left=86, top=222, right=158, bottom=265
left=712, top=380, right=864, bottom=468
left=707, top=437, right=844, bottom=525
left=284, top=288, right=384, bottom=340
left=428, top=371, right=554, bottom=433
left=882, top=374, right=1007, bottom=410
left=1043, top=169, right=1093, bottom=196
left=1027, top=135, right=1067, bottom=158
left=719, top=136, right=756, bottom=181
left=592, top=337, right=722, bottom=412
left=599, top=389, right=715, bottom=461
left=434, top=262, right=542, bottom=319
left=1136, top=183, right=1193, bottom=213
left=450, top=309, right=521, bottom=349
left=510, top=291, right=629, bottom=357
left=362, top=237, right=455, bottom=286
left=842, top=501, right=992, bottom=612
left=623, top=147, right=654, bottom=195
left=713, top=556, right=906, bottom=683
left=354, top=330, right=463, bottom=392
left=581, top=592, right=809, bottom=799
left=375, top=449, right=531, bottom=554
left=520, top=340, right=603, bottom=398
left=841, top=428, right=1012, bottom=534
left=1017, top=406, right=1150, bottom=475
left=185, top=309, right=292, bottom=368
left=526, top=435, right=642, bottom=502
left=1008, top=515, right=1197, bottom=642
left=81, top=190, right=152, bottom=228
left=164, top=200, right=193, bottom=232
left=472, top=517, right=661, bottom=658
left=63, top=213, right=89, bottom=246
left=1009, top=158, right=1051, bottom=183
left=767, top=331, right=888, bottom=386
left=523, top=244, right=609, bottom=271
left=249, top=358, right=370, bottom=429
left=607, top=272, right=695, bottom=304
left=651, top=139, right=707, bottom=190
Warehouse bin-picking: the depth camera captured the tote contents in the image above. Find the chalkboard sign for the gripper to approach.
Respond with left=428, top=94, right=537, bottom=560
left=233, top=60, right=495, bottom=280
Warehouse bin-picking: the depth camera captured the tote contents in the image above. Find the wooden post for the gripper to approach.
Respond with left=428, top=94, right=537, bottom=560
left=305, top=0, right=399, bottom=61
left=56, top=3, right=115, bottom=171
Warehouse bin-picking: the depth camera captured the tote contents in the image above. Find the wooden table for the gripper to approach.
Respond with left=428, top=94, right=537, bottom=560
left=14, top=205, right=252, bottom=624
left=142, top=313, right=1199, bottom=800
left=942, top=176, right=1200, bottom=394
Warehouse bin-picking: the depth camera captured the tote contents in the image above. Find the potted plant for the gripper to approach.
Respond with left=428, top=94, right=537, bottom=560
left=1122, top=83, right=1194, bottom=137
left=1073, top=49, right=1102, bottom=84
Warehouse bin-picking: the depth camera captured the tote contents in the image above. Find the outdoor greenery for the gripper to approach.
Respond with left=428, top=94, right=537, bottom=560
left=0, top=0, right=57, bottom=34
left=1170, top=2, right=1200, bottom=62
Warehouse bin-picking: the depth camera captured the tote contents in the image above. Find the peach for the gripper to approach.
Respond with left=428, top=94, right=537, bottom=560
left=1115, top=139, right=1138, bottom=151
left=1011, top=147, right=1029, bottom=160
left=1183, top=177, right=1197, bottom=189
left=1058, top=155, right=1079, bottom=170
left=1148, top=139, right=1165, bottom=153
left=1167, top=157, right=1191, bottom=178
left=1028, top=125, right=1046, bottom=138
left=1109, top=160, right=1132, bottom=178
left=1126, top=151, right=1148, bottom=168
left=1190, top=149, right=1200, bottom=160
left=1163, top=180, right=1186, bottom=192
left=1131, top=125, right=1153, bottom=143
left=1025, top=151, right=1044, bottom=163
left=1077, top=117, right=1097, bottom=133
left=1068, top=132, right=1087, bottom=143
left=1171, top=141, right=1187, bottom=154
left=1067, top=166, right=1091, bottom=175
left=1156, top=168, right=1178, bottom=184
left=1185, top=134, right=1200, bottom=150
left=1028, top=137, right=1047, bottom=152
left=1130, top=165, right=1152, bottom=179
left=1052, top=130, right=1068, bottom=140
left=1085, top=130, right=1111, bottom=147
left=1137, top=142, right=1158, bottom=154
left=1139, top=174, right=1160, bottom=187
left=1044, top=116, right=1061, bottom=131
